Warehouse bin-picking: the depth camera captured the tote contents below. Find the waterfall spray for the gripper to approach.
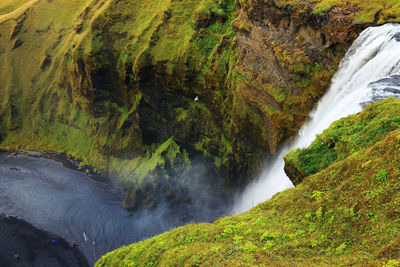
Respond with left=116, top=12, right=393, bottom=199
left=233, top=24, right=400, bottom=214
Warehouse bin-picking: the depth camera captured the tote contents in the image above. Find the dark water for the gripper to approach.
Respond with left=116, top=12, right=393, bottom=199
left=0, top=153, right=229, bottom=265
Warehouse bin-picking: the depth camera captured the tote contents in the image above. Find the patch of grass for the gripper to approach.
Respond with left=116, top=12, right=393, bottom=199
left=285, top=98, right=400, bottom=180
left=277, top=0, right=400, bottom=24
left=115, top=137, right=190, bottom=183
left=0, top=0, right=32, bottom=15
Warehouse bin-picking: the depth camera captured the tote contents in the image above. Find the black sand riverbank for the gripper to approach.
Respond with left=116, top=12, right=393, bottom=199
left=0, top=215, right=88, bottom=267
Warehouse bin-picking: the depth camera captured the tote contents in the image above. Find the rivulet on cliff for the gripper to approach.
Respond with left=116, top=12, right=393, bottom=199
left=1, top=0, right=400, bottom=266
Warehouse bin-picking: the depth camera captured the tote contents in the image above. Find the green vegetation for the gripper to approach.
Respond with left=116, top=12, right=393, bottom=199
left=285, top=98, right=400, bottom=182
left=96, top=98, right=400, bottom=266
left=0, top=0, right=32, bottom=15
left=271, top=0, right=400, bottom=24
left=113, top=137, right=190, bottom=183
left=311, top=0, right=400, bottom=24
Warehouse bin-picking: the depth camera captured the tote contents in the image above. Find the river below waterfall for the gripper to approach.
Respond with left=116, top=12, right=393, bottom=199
left=0, top=153, right=229, bottom=265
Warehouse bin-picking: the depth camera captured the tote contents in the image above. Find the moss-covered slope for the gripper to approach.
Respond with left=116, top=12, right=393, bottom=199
left=1, top=0, right=400, bottom=209
left=285, top=98, right=400, bottom=184
left=96, top=98, right=400, bottom=266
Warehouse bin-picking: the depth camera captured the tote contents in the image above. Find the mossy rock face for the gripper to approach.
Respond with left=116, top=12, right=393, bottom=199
left=1, top=0, right=400, bottom=210
left=117, top=137, right=191, bottom=210
left=284, top=98, right=400, bottom=184
left=96, top=98, right=400, bottom=266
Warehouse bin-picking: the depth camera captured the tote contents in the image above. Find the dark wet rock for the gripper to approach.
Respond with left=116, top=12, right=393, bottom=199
left=360, top=74, right=400, bottom=108
left=0, top=215, right=88, bottom=267
left=393, top=32, right=400, bottom=42
left=384, top=87, right=400, bottom=94
left=369, top=74, right=400, bottom=86
left=163, top=10, right=171, bottom=22
left=12, top=39, right=23, bottom=49
left=40, top=55, right=52, bottom=70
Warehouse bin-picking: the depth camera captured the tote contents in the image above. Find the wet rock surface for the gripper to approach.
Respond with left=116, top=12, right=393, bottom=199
left=0, top=215, right=88, bottom=267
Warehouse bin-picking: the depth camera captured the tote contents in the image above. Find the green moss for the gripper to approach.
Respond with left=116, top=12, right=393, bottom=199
left=175, top=107, right=189, bottom=122
left=194, top=136, right=212, bottom=156
left=275, top=0, right=400, bottom=24
left=96, top=98, right=400, bottom=266
left=0, top=0, right=32, bottom=15
left=221, top=134, right=232, bottom=154
left=190, top=101, right=212, bottom=116
left=312, top=0, right=337, bottom=15
left=285, top=98, right=400, bottom=179
left=112, top=137, right=190, bottom=183
left=286, top=136, right=339, bottom=177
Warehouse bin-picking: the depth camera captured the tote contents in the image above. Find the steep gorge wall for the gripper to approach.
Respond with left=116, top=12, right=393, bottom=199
left=0, top=0, right=397, bottom=209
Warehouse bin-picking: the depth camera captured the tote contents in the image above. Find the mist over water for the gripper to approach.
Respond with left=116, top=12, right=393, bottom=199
left=0, top=154, right=229, bottom=265
left=233, top=24, right=400, bottom=214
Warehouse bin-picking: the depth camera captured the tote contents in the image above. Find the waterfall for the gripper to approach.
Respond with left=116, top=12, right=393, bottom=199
left=233, top=23, right=400, bottom=214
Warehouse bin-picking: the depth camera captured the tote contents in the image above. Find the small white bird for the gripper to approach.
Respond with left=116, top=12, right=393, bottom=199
left=194, top=96, right=199, bottom=101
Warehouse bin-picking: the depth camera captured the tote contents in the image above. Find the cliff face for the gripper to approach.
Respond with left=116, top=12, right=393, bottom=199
left=232, top=0, right=348, bottom=153
left=0, top=0, right=399, bottom=209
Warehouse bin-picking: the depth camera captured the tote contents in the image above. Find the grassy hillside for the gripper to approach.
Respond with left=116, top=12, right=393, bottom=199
left=0, top=0, right=35, bottom=16
left=266, top=0, right=400, bottom=25
left=311, top=0, right=400, bottom=24
left=285, top=98, right=400, bottom=184
left=96, top=98, right=400, bottom=266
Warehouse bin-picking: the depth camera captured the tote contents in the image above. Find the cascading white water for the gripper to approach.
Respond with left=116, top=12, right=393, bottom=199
left=233, top=23, right=400, bottom=214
